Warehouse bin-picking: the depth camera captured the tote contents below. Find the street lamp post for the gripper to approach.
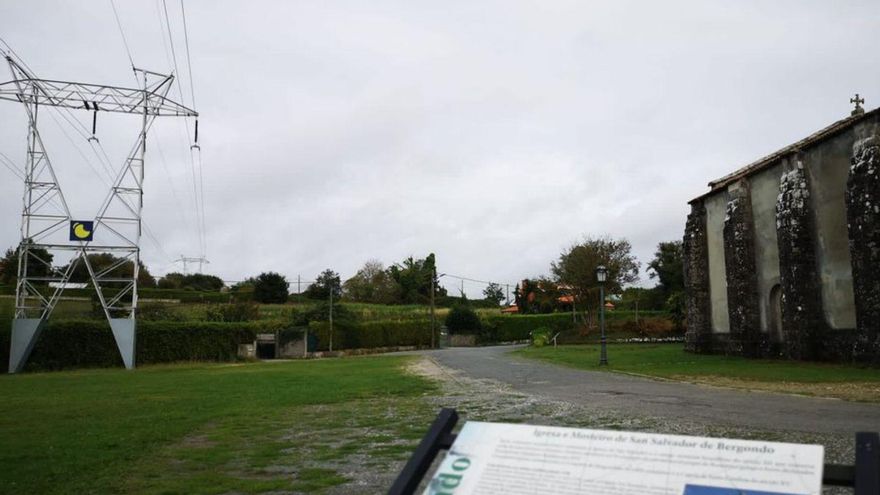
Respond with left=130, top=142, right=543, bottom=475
left=596, top=265, right=608, bottom=366
left=431, top=271, right=446, bottom=349
left=329, top=287, right=334, bottom=353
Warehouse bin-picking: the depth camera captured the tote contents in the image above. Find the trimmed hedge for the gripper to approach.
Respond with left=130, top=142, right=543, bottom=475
left=481, top=312, right=676, bottom=344
left=308, top=319, right=431, bottom=351
left=0, top=319, right=290, bottom=371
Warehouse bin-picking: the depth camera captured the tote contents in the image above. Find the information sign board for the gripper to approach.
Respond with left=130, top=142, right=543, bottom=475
left=422, top=422, right=824, bottom=495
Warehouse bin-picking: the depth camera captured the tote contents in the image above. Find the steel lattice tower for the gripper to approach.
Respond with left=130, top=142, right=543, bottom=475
left=0, top=57, right=197, bottom=372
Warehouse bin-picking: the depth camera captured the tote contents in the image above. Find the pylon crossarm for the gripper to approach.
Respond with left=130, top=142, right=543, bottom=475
left=32, top=244, right=136, bottom=252
left=0, top=78, right=196, bottom=117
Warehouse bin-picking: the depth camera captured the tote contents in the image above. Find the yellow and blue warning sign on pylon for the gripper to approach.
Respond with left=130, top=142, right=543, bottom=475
left=69, top=220, right=94, bottom=242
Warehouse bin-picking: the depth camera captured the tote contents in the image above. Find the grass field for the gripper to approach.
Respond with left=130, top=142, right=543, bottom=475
left=0, top=356, right=434, bottom=494
left=516, top=343, right=880, bottom=401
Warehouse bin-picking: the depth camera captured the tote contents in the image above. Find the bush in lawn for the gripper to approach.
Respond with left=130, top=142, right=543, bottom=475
left=445, top=305, right=481, bottom=335
left=531, top=327, right=551, bottom=347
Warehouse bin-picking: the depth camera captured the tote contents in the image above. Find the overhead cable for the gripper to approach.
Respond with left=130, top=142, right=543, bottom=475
left=109, top=0, right=136, bottom=71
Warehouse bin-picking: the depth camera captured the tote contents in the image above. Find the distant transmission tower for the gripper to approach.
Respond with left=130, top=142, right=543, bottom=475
left=175, top=255, right=210, bottom=275
left=0, top=56, right=197, bottom=373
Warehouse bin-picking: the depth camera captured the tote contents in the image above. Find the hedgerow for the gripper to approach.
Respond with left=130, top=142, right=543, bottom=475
left=0, top=319, right=289, bottom=371
left=308, top=319, right=431, bottom=351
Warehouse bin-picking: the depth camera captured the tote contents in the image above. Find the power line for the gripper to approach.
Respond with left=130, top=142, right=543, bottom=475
left=442, top=273, right=516, bottom=288
left=44, top=108, right=115, bottom=185
left=160, top=0, right=188, bottom=108
left=109, top=0, right=136, bottom=71
left=178, top=0, right=207, bottom=258
left=159, top=0, right=206, bottom=258
left=0, top=155, right=23, bottom=179
left=179, top=0, right=197, bottom=109
left=150, top=127, right=196, bottom=233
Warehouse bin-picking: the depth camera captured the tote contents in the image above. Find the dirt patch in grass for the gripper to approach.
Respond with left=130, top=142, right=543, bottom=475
left=669, top=375, right=880, bottom=402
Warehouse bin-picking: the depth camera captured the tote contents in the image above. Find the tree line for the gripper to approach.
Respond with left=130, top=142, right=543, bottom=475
left=0, top=239, right=683, bottom=317
left=229, top=253, right=450, bottom=305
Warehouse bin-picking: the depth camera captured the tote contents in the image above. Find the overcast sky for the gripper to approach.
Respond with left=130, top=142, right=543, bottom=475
left=0, top=1, right=878, bottom=296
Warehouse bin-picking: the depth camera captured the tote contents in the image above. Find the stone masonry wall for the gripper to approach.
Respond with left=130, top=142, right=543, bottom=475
left=775, top=156, right=823, bottom=360
left=723, top=180, right=765, bottom=357
left=683, top=202, right=712, bottom=353
left=846, top=132, right=880, bottom=364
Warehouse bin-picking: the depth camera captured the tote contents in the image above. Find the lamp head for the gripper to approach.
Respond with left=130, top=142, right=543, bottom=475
left=595, top=265, right=607, bottom=283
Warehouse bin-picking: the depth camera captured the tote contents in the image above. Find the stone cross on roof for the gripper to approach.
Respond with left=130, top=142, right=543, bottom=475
left=851, top=93, right=865, bottom=116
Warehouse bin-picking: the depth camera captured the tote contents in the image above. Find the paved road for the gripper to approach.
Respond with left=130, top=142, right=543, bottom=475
left=425, top=345, right=880, bottom=435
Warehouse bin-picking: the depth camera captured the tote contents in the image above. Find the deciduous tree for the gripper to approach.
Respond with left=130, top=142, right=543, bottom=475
left=551, top=236, right=639, bottom=316
left=0, top=243, right=55, bottom=286
left=305, top=269, right=341, bottom=300
left=482, top=282, right=505, bottom=305
left=342, top=260, right=400, bottom=304
left=647, top=240, right=684, bottom=297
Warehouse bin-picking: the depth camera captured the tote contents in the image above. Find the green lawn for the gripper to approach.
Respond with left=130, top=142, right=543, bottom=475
left=516, top=343, right=880, bottom=383
left=0, top=356, right=434, bottom=494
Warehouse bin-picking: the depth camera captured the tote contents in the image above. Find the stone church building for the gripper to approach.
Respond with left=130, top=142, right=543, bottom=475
left=683, top=100, right=879, bottom=364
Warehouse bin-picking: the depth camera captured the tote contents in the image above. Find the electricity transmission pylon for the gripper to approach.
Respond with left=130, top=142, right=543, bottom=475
left=175, top=255, right=210, bottom=275
left=0, top=56, right=197, bottom=372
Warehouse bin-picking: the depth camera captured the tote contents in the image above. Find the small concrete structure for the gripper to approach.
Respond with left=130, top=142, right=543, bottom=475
left=238, top=343, right=255, bottom=359
left=684, top=104, right=880, bottom=364
left=238, top=331, right=308, bottom=360
left=449, top=334, right=477, bottom=347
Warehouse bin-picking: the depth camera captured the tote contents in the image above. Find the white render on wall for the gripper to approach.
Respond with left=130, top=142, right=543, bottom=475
left=705, top=192, right=730, bottom=334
